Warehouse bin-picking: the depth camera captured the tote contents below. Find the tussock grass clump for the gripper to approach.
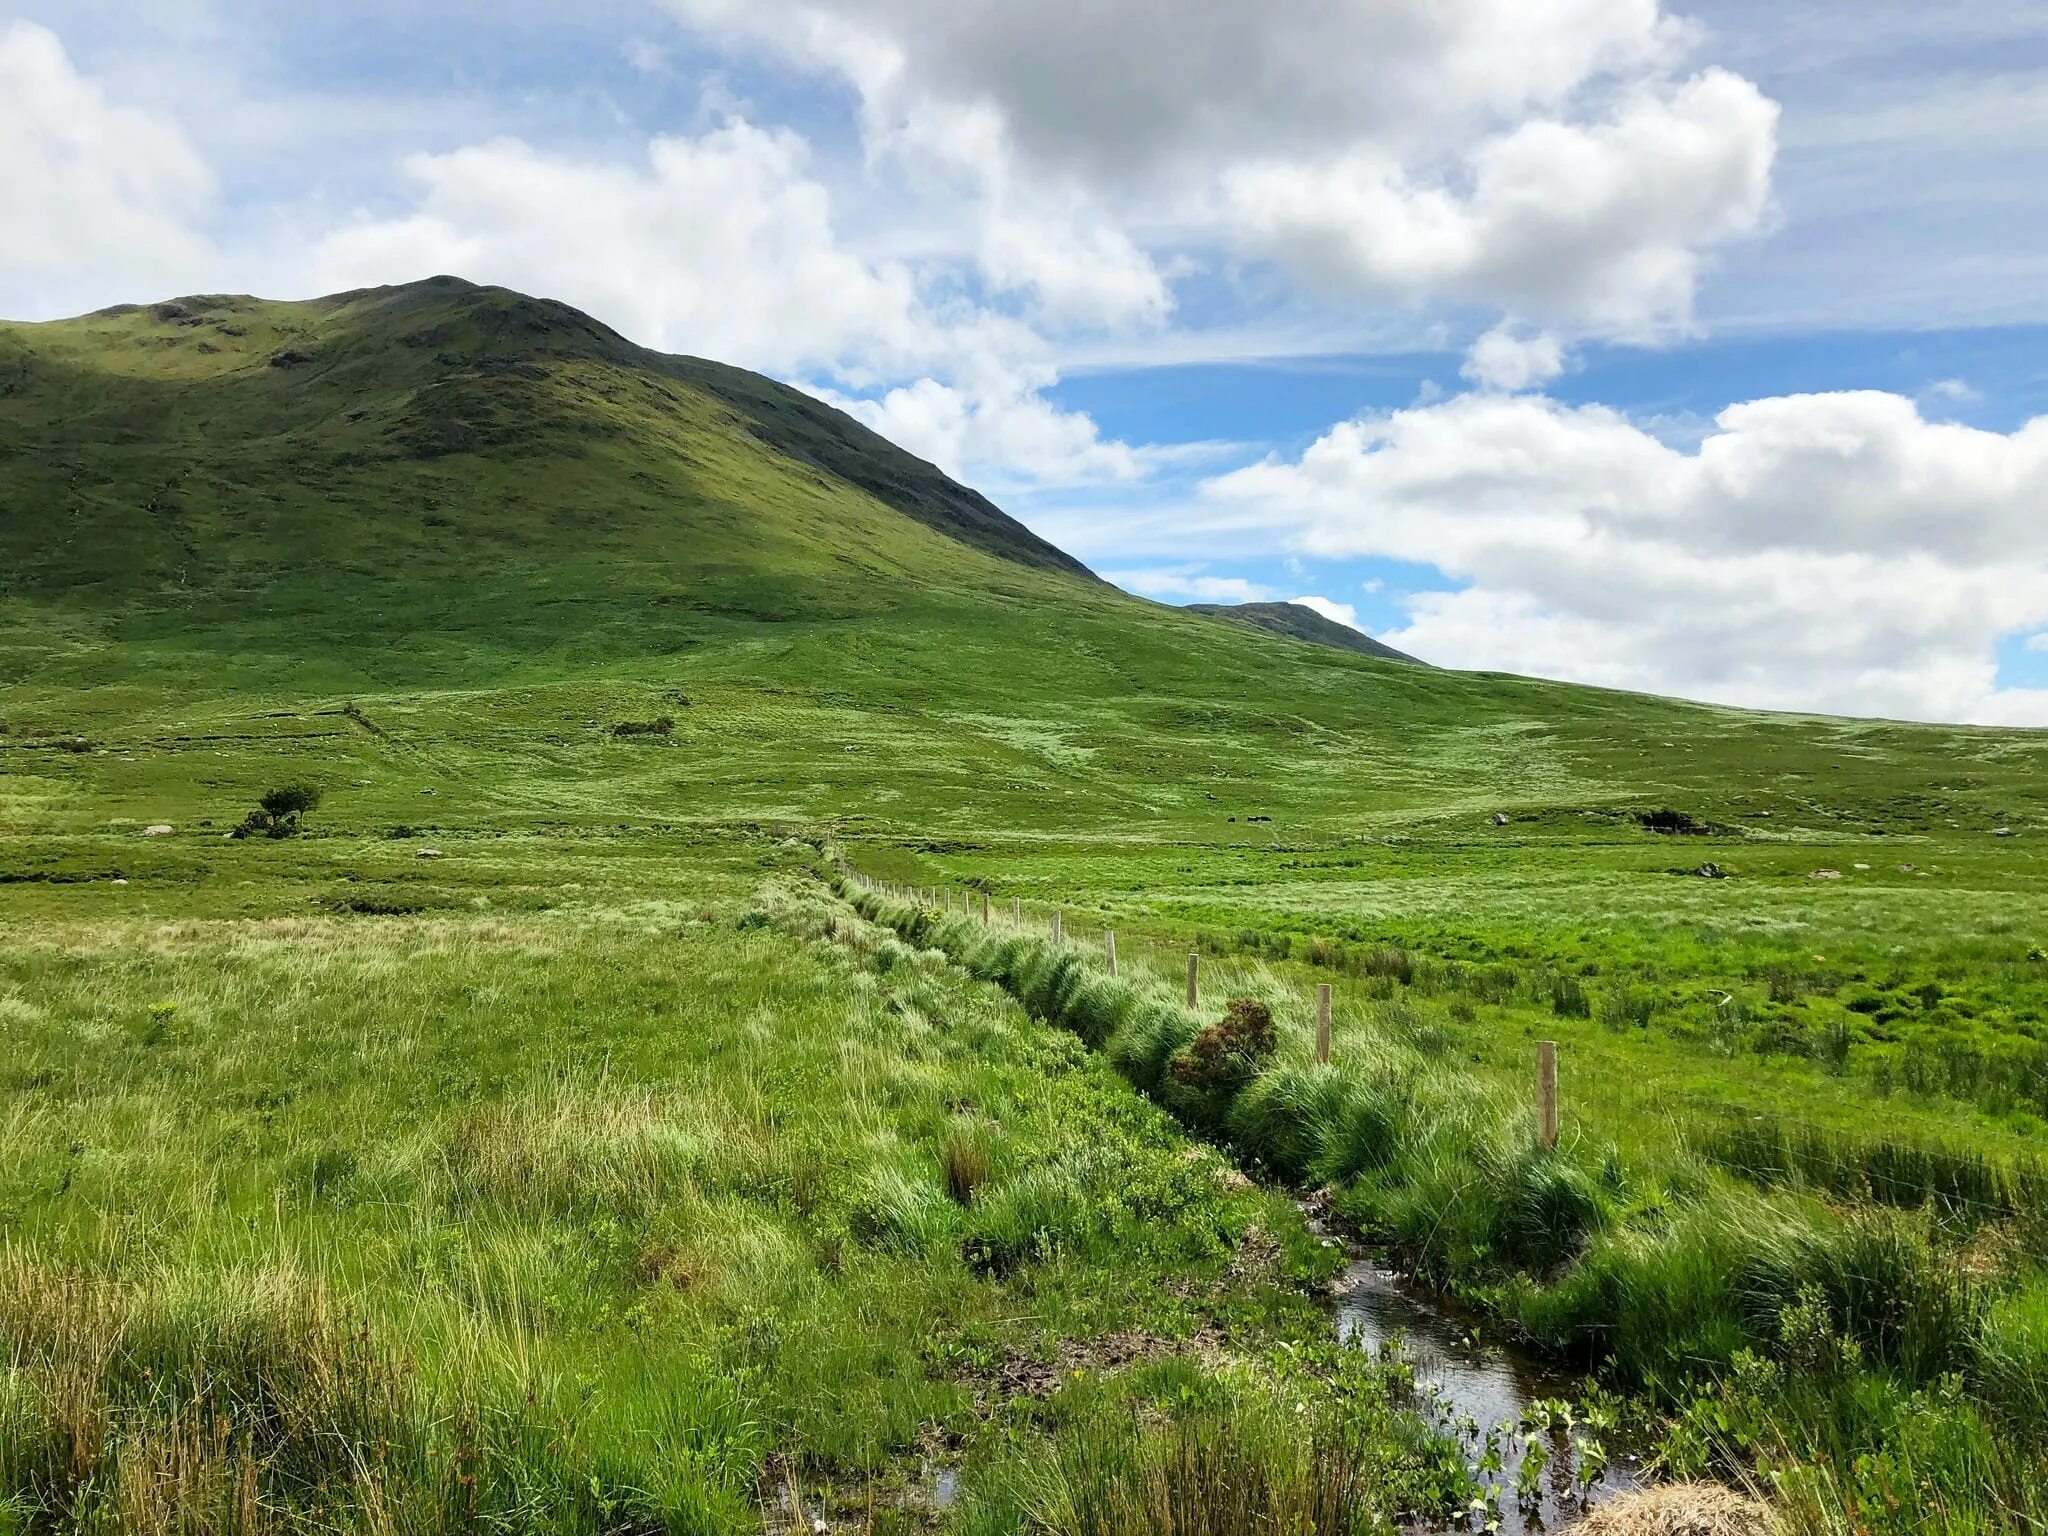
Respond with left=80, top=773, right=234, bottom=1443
left=1228, top=1064, right=1353, bottom=1183
left=1974, top=1278, right=2048, bottom=1433
left=1312, top=1079, right=1409, bottom=1184
left=967, top=1160, right=1103, bottom=1273
left=1486, top=1146, right=1608, bottom=1274
left=1007, top=1405, right=1392, bottom=1536
left=851, top=1159, right=961, bottom=1254
left=609, top=715, right=674, bottom=737
left=1359, top=946, right=1415, bottom=985
left=1550, top=972, right=1593, bottom=1018
left=944, top=1124, right=995, bottom=1205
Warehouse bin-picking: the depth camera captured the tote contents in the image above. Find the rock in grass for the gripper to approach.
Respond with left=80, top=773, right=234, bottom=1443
left=1571, top=1484, right=1775, bottom=1536
left=416, top=848, right=445, bottom=860
left=142, top=824, right=173, bottom=836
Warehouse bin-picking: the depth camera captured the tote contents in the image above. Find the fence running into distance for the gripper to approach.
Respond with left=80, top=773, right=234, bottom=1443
left=842, top=865, right=2048, bottom=1226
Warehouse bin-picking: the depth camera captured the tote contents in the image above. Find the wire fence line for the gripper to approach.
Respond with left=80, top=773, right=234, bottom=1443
left=844, top=867, right=2048, bottom=1225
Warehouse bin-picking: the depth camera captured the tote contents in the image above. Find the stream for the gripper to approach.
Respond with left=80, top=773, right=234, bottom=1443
left=1316, top=1218, right=1641, bottom=1533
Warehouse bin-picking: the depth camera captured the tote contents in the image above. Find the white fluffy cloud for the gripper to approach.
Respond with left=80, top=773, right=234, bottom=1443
left=1226, top=69, right=1777, bottom=336
left=310, top=125, right=946, bottom=381
left=1462, top=325, right=1567, bottom=391
left=1206, top=391, right=2048, bottom=723
left=0, top=21, right=215, bottom=313
left=668, top=0, right=1777, bottom=337
left=814, top=373, right=1151, bottom=487
left=977, top=208, right=1173, bottom=331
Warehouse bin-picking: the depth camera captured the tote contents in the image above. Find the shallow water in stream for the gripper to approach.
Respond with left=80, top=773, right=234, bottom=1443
left=1324, top=1239, right=1641, bottom=1533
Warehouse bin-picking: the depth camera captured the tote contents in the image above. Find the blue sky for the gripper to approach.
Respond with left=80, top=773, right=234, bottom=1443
left=5, top=0, right=2048, bottom=721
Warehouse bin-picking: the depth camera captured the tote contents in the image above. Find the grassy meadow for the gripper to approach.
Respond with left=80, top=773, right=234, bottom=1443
left=0, top=846, right=1482, bottom=1533
left=4, top=279, right=2048, bottom=1531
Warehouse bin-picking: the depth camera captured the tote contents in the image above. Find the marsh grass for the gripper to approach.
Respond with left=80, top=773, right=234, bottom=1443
left=0, top=883, right=1426, bottom=1533
left=0, top=1259, right=508, bottom=1536
left=1007, top=1409, right=1388, bottom=1536
left=1692, top=1111, right=2048, bottom=1224
left=852, top=878, right=2048, bottom=1535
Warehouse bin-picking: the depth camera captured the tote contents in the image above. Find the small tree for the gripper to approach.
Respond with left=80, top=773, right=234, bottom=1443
left=1637, top=808, right=1705, bottom=836
left=233, top=783, right=323, bottom=839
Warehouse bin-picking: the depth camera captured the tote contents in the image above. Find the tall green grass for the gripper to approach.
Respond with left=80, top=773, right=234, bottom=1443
left=849, top=877, right=2048, bottom=1534
left=0, top=877, right=1483, bottom=1534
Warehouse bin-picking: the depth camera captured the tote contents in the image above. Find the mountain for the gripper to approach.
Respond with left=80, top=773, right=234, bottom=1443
left=0, top=276, right=1086, bottom=640
left=1187, top=601, right=1426, bottom=666
left=8, top=274, right=1097, bottom=577
left=3, top=277, right=2043, bottom=850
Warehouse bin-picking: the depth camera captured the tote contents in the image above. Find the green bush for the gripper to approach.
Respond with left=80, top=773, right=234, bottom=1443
left=232, top=783, right=323, bottom=840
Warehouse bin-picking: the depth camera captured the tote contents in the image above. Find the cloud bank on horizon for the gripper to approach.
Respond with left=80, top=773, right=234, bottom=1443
left=4, top=0, right=2047, bottom=724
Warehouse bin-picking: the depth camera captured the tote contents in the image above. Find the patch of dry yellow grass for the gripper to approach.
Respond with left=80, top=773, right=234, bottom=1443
left=1574, top=1483, right=1777, bottom=1536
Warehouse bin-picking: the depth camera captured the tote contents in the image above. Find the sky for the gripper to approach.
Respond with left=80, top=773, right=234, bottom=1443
left=5, top=0, right=2048, bottom=725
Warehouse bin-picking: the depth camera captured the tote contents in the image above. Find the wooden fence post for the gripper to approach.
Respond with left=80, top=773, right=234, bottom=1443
left=1186, top=952, right=1200, bottom=1009
left=1537, top=1041, right=1559, bottom=1151
left=1316, top=983, right=1332, bottom=1065
left=1051, top=910, right=1063, bottom=944
left=1105, top=930, right=1117, bottom=976
left=1012, top=898, right=1022, bottom=926
left=981, top=891, right=991, bottom=923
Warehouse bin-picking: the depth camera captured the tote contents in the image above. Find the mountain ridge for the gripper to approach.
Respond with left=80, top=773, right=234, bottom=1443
left=1186, top=601, right=1426, bottom=666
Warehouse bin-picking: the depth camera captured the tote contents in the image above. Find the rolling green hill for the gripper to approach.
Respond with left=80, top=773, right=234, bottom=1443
left=0, top=276, right=1086, bottom=681
left=5, top=276, right=2044, bottom=834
